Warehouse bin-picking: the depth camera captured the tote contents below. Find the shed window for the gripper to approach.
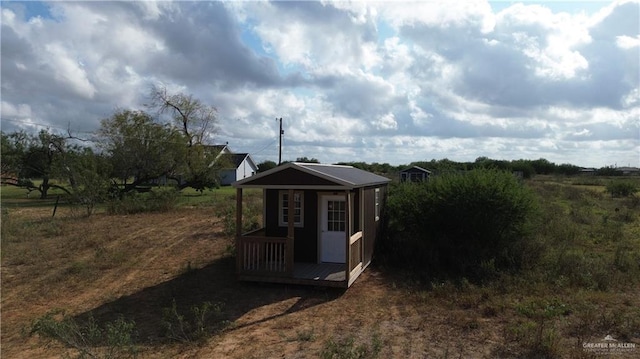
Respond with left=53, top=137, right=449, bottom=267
left=327, top=200, right=346, bottom=232
left=279, top=191, right=303, bottom=227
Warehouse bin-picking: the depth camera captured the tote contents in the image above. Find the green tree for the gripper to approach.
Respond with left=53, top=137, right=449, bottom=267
left=597, top=166, right=623, bottom=176
left=530, top=158, right=556, bottom=175
left=556, top=163, right=581, bottom=176
left=1, top=131, right=28, bottom=177
left=295, top=157, right=320, bottom=163
left=150, top=85, right=224, bottom=191
left=1, top=130, right=72, bottom=199
left=62, top=147, right=112, bottom=215
left=97, top=109, right=184, bottom=193
left=257, top=160, right=277, bottom=173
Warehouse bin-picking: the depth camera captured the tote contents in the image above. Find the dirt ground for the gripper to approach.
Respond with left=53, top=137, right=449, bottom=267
left=1, top=205, right=638, bottom=358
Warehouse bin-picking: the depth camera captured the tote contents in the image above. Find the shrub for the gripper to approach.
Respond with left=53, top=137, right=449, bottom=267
left=30, top=310, right=138, bottom=359
left=605, top=180, right=638, bottom=197
left=380, top=169, right=537, bottom=281
left=212, top=192, right=261, bottom=236
left=106, top=187, right=179, bottom=215
left=161, top=299, right=226, bottom=342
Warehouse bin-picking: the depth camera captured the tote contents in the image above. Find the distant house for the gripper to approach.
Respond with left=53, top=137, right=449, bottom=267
left=618, top=167, right=640, bottom=176
left=233, top=162, right=391, bottom=288
left=148, top=144, right=257, bottom=186
left=219, top=153, right=258, bottom=185
left=399, top=166, right=432, bottom=182
left=580, top=168, right=597, bottom=175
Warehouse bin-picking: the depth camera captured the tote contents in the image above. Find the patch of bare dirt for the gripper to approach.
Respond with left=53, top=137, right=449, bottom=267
left=7, top=205, right=628, bottom=358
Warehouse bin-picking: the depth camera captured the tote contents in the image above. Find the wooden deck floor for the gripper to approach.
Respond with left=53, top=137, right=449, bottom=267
left=293, top=263, right=346, bottom=282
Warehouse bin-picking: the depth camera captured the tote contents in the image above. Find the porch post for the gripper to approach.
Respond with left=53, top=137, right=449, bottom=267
left=345, top=190, right=351, bottom=284
left=360, top=187, right=365, bottom=265
left=287, top=189, right=295, bottom=275
left=236, top=188, right=243, bottom=274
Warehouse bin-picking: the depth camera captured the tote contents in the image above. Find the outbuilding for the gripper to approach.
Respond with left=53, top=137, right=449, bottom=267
left=399, top=166, right=431, bottom=182
left=232, top=162, right=390, bottom=288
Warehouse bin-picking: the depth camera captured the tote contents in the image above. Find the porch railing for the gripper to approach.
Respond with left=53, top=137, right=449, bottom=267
left=349, top=231, right=363, bottom=272
left=237, top=228, right=294, bottom=277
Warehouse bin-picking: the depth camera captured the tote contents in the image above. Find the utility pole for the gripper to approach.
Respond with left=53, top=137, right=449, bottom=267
left=277, top=117, right=283, bottom=165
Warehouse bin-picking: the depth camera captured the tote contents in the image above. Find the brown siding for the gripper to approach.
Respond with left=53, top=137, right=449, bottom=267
left=362, top=185, right=385, bottom=266
left=265, top=189, right=318, bottom=262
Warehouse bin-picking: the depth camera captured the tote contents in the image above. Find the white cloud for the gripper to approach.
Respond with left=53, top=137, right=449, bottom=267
left=1, top=101, right=31, bottom=119
left=375, top=113, right=398, bottom=130
left=1, top=0, right=637, bottom=168
left=616, top=34, right=640, bottom=49
left=44, top=43, right=97, bottom=99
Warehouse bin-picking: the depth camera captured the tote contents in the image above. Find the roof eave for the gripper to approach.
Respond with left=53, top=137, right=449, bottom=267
left=232, top=162, right=391, bottom=189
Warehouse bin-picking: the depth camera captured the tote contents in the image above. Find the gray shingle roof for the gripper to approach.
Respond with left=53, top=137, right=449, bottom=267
left=233, top=162, right=390, bottom=189
left=220, top=153, right=248, bottom=168
left=297, top=163, right=390, bottom=187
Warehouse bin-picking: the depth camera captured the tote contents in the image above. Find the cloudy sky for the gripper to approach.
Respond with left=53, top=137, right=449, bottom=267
left=1, top=1, right=638, bottom=167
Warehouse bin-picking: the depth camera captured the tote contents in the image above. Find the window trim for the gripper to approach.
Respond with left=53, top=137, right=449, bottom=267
left=279, top=190, right=304, bottom=227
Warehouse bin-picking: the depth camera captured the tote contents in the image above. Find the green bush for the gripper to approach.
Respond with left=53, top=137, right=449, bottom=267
left=106, top=187, right=179, bottom=215
left=161, top=299, right=226, bottom=342
left=605, top=180, right=638, bottom=197
left=380, top=169, right=537, bottom=281
left=212, top=192, right=261, bottom=236
left=30, top=310, right=138, bottom=359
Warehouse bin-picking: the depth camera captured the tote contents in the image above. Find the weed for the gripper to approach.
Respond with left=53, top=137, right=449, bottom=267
left=320, top=333, right=382, bottom=359
left=66, top=260, right=95, bottom=279
left=161, top=299, right=227, bottom=343
left=506, top=319, right=561, bottom=359
left=213, top=191, right=262, bottom=235
left=30, top=310, right=138, bottom=359
left=569, top=203, right=595, bottom=225
left=562, top=186, right=585, bottom=201
left=571, top=178, right=604, bottom=186
left=605, top=181, right=638, bottom=198
left=94, top=246, right=127, bottom=270
left=293, top=328, right=315, bottom=342
left=106, top=187, right=180, bottom=215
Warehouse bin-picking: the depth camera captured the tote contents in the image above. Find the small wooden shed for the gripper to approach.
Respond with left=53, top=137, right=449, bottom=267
left=232, top=162, right=390, bottom=288
left=399, top=166, right=431, bottom=182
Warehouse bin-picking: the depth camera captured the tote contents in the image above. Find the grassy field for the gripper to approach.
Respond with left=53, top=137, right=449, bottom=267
left=1, top=177, right=639, bottom=358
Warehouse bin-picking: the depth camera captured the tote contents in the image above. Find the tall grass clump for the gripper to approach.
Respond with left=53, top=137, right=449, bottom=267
left=30, top=310, right=138, bottom=359
left=380, top=168, right=538, bottom=282
left=106, top=187, right=179, bottom=215
left=161, top=299, right=227, bottom=343
left=212, top=191, right=262, bottom=236
left=320, top=333, right=382, bottom=359
left=605, top=180, right=638, bottom=198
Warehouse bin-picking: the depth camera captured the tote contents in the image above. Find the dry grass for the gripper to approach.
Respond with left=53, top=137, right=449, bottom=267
left=2, top=180, right=640, bottom=358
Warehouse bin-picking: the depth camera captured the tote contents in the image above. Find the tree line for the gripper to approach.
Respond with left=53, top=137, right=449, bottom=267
left=1, top=86, right=230, bottom=207
left=2, top=83, right=628, bottom=207
left=333, top=157, right=625, bottom=179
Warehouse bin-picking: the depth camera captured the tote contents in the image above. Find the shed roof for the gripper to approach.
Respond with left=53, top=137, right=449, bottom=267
left=399, top=166, right=432, bottom=174
left=233, top=162, right=390, bottom=189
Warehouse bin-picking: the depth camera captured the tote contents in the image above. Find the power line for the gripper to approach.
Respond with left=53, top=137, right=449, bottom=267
left=1, top=117, right=95, bottom=135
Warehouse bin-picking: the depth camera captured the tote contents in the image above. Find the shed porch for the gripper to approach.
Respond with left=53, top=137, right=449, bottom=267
left=235, top=224, right=364, bottom=288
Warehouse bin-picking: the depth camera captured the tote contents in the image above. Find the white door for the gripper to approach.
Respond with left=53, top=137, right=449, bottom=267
left=320, top=195, right=346, bottom=263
